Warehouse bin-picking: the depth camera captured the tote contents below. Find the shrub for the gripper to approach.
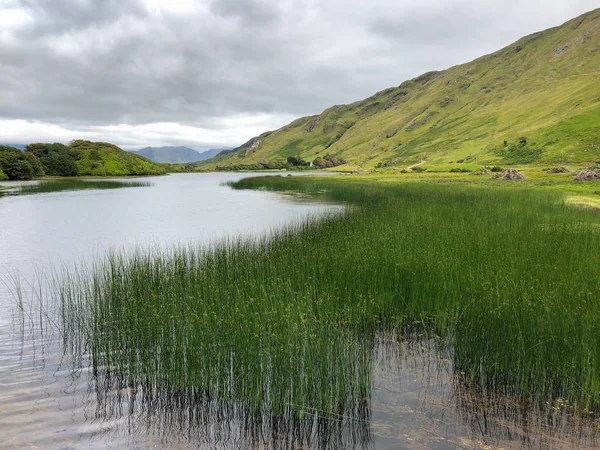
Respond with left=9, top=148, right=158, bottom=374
left=543, top=167, right=570, bottom=174
left=287, top=156, right=309, bottom=167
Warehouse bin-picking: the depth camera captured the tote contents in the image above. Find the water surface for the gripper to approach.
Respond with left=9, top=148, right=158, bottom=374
left=0, top=173, right=596, bottom=449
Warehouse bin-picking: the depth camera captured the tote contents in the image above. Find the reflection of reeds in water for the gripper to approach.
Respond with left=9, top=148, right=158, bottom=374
left=13, top=179, right=151, bottom=195
left=91, top=376, right=371, bottom=449
left=373, top=335, right=600, bottom=448
left=454, top=373, right=600, bottom=448
left=48, top=178, right=600, bottom=447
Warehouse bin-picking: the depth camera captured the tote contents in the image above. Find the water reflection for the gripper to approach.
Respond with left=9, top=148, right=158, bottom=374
left=5, top=319, right=598, bottom=449
left=1, top=174, right=599, bottom=449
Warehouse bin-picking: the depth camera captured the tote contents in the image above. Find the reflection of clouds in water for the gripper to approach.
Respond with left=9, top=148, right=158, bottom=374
left=0, top=173, right=340, bottom=301
left=0, top=172, right=347, bottom=449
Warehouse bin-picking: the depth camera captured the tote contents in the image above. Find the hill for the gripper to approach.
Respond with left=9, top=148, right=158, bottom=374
left=202, top=9, right=600, bottom=171
left=132, top=146, right=204, bottom=163
left=2, top=140, right=167, bottom=179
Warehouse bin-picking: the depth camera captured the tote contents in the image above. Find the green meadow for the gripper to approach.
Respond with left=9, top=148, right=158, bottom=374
left=52, top=173, right=600, bottom=442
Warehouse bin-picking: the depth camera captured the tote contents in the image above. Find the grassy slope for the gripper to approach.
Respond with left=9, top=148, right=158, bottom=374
left=202, top=9, right=600, bottom=171
left=69, top=140, right=167, bottom=176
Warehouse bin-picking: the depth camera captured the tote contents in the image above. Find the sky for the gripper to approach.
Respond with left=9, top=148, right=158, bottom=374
left=0, top=0, right=598, bottom=150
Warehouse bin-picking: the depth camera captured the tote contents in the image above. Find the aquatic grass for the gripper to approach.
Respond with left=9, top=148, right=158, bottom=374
left=54, top=175, right=600, bottom=445
left=13, top=179, right=151, bottom=195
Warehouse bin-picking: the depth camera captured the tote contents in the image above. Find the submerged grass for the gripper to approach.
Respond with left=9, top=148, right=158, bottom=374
left=56, top=175, right=600, bottom=444
left=13, top=179, right=151, bottom=195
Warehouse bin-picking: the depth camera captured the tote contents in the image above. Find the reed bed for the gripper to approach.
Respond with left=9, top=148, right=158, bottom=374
left=56, top=175, right=600, bottom=444
left=14, top=179, right=151, bottom=195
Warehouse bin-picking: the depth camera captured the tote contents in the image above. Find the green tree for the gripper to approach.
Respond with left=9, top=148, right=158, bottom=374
left=0, top=145, right=35, bottom=180
left=26, top=143, right=77, bottom=176
left=24, top=152, right=45, bottom=177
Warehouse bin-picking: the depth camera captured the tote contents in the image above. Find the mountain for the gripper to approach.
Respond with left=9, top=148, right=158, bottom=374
left=132, top=146, right=203, bottom=163
left=197, top=148, right=232, bottom=161
left=0, top=143, right=27, bottom=150
left=203, top=9, right=600, bottom=171
left=132, top=146, right=234, bottom=163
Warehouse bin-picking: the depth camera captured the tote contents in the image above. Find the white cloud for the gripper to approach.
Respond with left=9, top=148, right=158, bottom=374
left=0, top=7, right=31, bottom=28
left=0, top=113, right=296, bottom=150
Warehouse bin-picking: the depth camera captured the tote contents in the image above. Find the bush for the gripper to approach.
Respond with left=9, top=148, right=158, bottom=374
left=313, top=157, right=327, bottom=169
left=0, top=167, right=7, bottom=181
left=313, top=154, right=347, bottom=169
left=261, top=159, right=287, bottom=170
left=543, top=167, right=570, bottom=174
left=287, top=156, right=309, bottom=167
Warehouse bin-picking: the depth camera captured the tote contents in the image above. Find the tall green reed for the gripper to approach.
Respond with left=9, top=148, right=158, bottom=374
left=56, top=175, right=600, bottom=441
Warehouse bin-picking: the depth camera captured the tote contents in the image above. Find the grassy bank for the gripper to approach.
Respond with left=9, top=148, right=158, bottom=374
left=55, top=174, right=600, bottom=440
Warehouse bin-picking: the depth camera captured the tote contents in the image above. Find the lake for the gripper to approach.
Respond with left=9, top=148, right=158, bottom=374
left=0, top=173, right=595, bottom=449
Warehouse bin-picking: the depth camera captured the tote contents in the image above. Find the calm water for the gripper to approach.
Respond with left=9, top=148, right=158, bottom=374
left=0, top=173, right=596, bottom=449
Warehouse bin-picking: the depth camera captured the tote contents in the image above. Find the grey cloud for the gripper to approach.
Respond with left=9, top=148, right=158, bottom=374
left=1, top=0, right=599, bottom=147
left=13, top=0, right=147, bottom=41
left=210, top=0, right=281, bottom=26
left=1, top=0, right=356, bottom=127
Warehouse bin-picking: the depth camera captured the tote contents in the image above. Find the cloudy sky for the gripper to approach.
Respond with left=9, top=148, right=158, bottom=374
left=1, top=0, right=598, bottom=150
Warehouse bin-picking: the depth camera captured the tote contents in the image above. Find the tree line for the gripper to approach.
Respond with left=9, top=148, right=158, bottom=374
left=216, top=154, right=347, bottom=172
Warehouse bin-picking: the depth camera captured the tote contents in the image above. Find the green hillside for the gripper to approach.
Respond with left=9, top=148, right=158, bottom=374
left=204, top=9, right=600, bottom=171
left=25, top=140, right=166, bottom=178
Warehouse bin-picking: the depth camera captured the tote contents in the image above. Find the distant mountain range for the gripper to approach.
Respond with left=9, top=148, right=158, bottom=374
left=131, top=146, right=231, bottom=164
left=1, top=143, right=27, bottom=150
